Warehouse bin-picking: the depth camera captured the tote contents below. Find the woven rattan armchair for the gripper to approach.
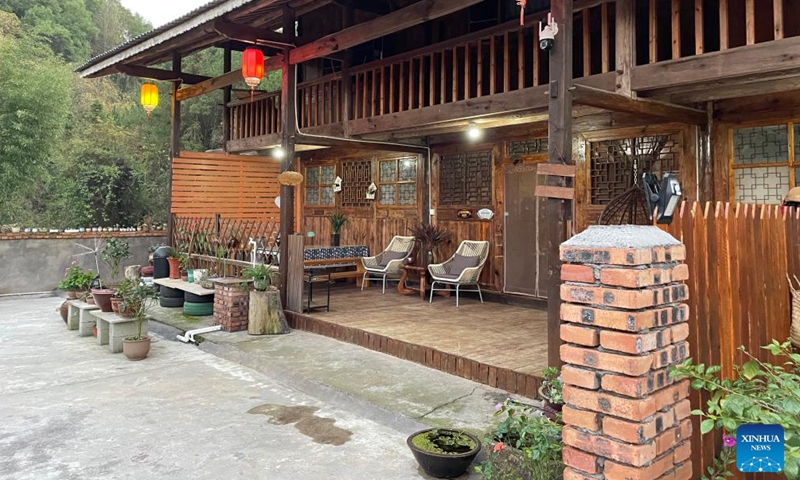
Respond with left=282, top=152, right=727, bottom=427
left=361, top=236, right=415, bottom=294
left=428, top=240, right=490, bottom=307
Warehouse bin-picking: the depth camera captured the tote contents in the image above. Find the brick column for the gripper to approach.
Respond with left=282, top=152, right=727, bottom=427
left=558, top=226, right=692, bottom=480
left=213, top=278, right=249, bottom=332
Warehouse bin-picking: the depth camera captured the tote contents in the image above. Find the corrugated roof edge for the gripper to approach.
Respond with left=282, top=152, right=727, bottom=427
left=75, top=0, right=258, bottom=76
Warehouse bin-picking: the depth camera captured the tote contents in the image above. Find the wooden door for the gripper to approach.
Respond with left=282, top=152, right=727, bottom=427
left=504, top=163, right=548, bottom=298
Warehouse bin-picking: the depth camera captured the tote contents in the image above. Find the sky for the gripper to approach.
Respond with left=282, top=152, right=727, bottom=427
left=119, top=0, right=210, bottom=28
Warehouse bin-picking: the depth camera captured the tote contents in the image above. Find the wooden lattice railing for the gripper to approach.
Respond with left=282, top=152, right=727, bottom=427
left=172, top=215, right=279, bottom=276
left=228, top=91, right=282, bottom=141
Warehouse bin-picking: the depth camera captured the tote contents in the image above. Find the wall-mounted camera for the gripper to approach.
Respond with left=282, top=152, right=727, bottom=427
left=539, top=13, right=559, bottom=53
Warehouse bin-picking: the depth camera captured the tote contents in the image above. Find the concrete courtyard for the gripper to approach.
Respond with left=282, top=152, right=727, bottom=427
left=0, top=295, right=507, bottom=480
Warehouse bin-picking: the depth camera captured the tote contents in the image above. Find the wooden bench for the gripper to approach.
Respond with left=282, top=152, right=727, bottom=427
left=67, top=300, right=100, bottom=337
left=303, top=257, right=367, bottom=287
left=91, top=310, right=148, bottom=354
left=153, top=278, right=215, bottom=297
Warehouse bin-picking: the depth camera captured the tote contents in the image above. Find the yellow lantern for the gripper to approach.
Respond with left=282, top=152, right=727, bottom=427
left=140, top=83, right=159, bottom=117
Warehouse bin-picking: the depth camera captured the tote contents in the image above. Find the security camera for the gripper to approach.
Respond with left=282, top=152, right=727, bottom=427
left=539, top=13, right=558, bottom=53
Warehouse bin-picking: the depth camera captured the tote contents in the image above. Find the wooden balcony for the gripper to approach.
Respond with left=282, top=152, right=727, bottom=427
left=226, top=0, right=800, bottom=152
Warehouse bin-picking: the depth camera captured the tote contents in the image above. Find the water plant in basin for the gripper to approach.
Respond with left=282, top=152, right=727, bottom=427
left=407, top=428, right=481, bottom=478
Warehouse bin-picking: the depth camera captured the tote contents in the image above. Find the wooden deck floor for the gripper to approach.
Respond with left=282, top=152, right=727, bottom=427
left=285, top=285, right=549, bottom=398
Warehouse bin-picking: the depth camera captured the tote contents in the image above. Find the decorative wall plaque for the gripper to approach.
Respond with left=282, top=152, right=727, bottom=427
left=457, top=209, right=473, bottom=219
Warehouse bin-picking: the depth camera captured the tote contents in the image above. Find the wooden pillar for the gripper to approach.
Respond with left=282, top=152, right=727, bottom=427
left=341, top=5, right=354, bottom=131
left=279, top=7, right=297, bottom=307
left=222, top=44, right=232, bottom=151
left=546, top=0, right=573, bottom=369
left=615, top=0, right=635, bottom=97
left=168, top=52, right=182, bottom=245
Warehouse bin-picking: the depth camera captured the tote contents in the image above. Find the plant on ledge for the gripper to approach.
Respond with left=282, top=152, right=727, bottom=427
left=243, top=264, right=275, bottom=291
left=476, top=399, right=564, bottom=480
left=58, top=262, right=96, bottom=298
left=328, top=212, right=347, bottom=246
left=670, top=339, right=800, bottom=479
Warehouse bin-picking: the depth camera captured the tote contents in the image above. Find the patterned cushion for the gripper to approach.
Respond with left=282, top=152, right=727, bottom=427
left=448, top=254, right=479, bottom=276
left=379, top=250, right=406, bottom=267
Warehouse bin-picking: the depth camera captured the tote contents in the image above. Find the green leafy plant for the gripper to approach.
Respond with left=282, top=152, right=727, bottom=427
left=113, top=277, right=136, bottom=300
left=243, top=264, right=275, bottom=291
left=101, top=238, right=131, bottom=287
left=178, top=252, right=191, bottom=272
left=120, top=281, right=160, bottom=341
left=58, top=262, right=96, bottom=292
left=540, top=367, right=564, bottom=405
left=671, top=339, right=800, bottom=479
left=476, top=399, right=564, bottom=480
left=409, top=223, right=451, bottom=251
left=411, top=429, right=477, bottom=455
left=328, top=212, right=347, bottom=234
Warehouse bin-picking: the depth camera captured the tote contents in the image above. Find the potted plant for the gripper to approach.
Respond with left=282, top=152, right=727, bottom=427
left=58, top=262, right=96, bottom=300
left=179, top=252, right=190, bottom=281
left=475, top=399, right=564, bottom=480
left=407, top=428, right=481, bottom=478
left=328, top=212, right=347, bottom=247
left=167, top=248, right=181, bottom=279
left=101, top=238, right=131, bottom=287
left=111, top=278, right=136, bottom=316
left=121, top=281, right=159, bottom=361
left=409, top=223, right=452, bottom=267
left=538, top=367, right=564, bottom=418
left=243, top=264, right=274, bottom=291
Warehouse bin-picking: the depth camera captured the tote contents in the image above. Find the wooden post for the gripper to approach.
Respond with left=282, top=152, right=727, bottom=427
left=546, top=0, right=573, bottom=369
left=615, top=0, right=635, bottom=97
left=285, top=234, right=305, bottom=312
left=168, top=52, right=182, bottom=245
left=279, top=7, right=297, bottom=307
left=222, top=44, right=232, bottom=151
left=341, top=5, right=354, bottom=132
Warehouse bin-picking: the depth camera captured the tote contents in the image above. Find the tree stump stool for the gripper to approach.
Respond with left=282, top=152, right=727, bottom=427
left=248, top=288, right=290, bottom=335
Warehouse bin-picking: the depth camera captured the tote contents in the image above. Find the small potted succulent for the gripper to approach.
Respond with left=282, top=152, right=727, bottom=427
left=538, top=367, right=564, bottom=418
left=328, top=212, right=347, bottom=247
left=243, top=264, right=274, bottom=291
left=407, top=428, right=481, bottom=478
left=120, top=281, right=160, bottom=360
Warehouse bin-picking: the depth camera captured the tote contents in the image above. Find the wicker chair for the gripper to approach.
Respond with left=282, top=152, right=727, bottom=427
left=361, top=236, right=415, bottom=294
left=428, top=240, right=490, bottom=307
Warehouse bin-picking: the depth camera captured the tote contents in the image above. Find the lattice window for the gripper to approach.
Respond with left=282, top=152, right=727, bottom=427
left=378, top=156, right=417, bottom=206
left=589, top=135, right=681, bottom=205
left=508, top=138, right=548, bottom=159
left=305, top=165, right=335, bottom=206
left=732, top=123, right=798, bottom=203
left=341, top=160, right=372, bottom=207
left=439, top=151, right=493, bottom=206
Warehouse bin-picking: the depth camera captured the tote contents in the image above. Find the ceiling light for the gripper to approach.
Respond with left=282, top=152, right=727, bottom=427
left=467, top=123, right=482, bottom=140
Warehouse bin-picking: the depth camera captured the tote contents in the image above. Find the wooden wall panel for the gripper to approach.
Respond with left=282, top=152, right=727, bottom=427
left=171, top=151, right=281, bottom=220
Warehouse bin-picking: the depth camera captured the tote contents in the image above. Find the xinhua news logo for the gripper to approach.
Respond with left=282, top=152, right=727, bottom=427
left=736, top=424, right=784, bottom=473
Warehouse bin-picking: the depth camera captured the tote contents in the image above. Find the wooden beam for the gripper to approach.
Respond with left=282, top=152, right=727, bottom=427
left=295, top=133, right=428, bottom=154
left=168, top=52, right=182, bottom=245
left=573, top=84, right=707, bottom=125
left=545, top=0, right=574, bottom=370
left=632, top=35, right=800, bottom=92
left=774, top=0, right=784, bottom=40
left=288, top=0, right=484, bottom=65
left=332, top=0, right=390, bottom=15
left=176, top=55, right=283, bottom=101
left=213, top=19, right=293, bottom=48
left=663, top=72, right=800, bottom=104
left=615, top=0, right=635, bottom=96
left=116, top=64, right=209, bottom=84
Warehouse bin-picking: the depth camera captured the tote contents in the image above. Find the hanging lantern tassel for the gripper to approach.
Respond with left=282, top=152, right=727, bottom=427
left=517, top=0, right=526, bottom=26
left=242, top=48, right=265, bottom=102
left=140, top=83, right=159, bottom=119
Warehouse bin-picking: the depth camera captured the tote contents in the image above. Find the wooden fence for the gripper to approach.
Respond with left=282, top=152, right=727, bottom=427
left=661, top=201, right=800, bottom=480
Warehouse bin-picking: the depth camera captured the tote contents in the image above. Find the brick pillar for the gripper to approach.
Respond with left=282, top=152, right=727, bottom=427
left=558, top=225, right=692, bottom=480
left=213, top=278, right=249, bottom=332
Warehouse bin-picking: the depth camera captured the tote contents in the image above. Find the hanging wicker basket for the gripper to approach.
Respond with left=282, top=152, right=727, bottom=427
left=789, top=275, right=800, bottom=349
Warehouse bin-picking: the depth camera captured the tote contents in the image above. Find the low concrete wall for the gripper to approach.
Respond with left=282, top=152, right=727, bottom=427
left=0, top=233, right=167, bottom=294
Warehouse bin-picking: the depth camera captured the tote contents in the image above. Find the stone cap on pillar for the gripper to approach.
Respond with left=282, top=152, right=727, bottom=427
left=560, top=226, right=684, bottom=266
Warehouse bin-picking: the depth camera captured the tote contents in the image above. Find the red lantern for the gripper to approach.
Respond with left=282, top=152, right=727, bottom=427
left=242, top=48, right=264, bottom=101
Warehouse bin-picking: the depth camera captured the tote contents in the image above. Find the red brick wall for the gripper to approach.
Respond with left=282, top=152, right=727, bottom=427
left=559, top=226, right=692, bottom=480
left=213, top=279, right=249, bottom=332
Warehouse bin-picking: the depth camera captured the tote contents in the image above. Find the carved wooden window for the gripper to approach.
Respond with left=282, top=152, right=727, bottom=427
left=508, top=138, right=548, bottom=160
left=378, top=156, right=417, bottom=206
left=341, top=160, right=372, bottom=207
left=439, top=151, right=492, bottom=206
left=732, top=123, right=799, bottom=204
left=305, top=165, right=335, bottom=206
left=590, top=135, right=681, bottom=205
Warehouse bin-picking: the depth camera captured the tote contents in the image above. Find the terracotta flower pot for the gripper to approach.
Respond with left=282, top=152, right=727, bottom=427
left=86, top=294, right=96, bottom=305
left=60, top=301, right=69, bottom=324
left=123, top=337, right=151, bottom=361
left=167, top=258, right=180, bottom=279
left=91, top=288, right=115, bottom=312
left=66, top=291, right=78, bottom=300
left=110, top=297, right=122, bottom=314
